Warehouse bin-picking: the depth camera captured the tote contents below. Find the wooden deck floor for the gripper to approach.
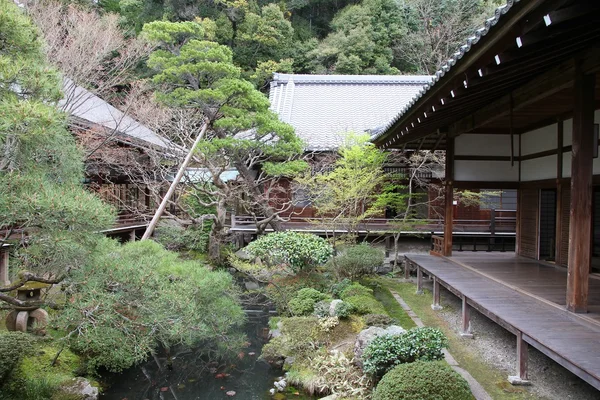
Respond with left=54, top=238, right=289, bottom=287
left=405, top=253, right=600, bottom=391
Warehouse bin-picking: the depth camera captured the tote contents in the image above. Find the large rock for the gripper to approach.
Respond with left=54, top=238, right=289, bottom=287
left=329, top=299, right=343, bottom=316
left=58, top=377, right=99, bottom=400
left=354, top=325, right=406, bottom=367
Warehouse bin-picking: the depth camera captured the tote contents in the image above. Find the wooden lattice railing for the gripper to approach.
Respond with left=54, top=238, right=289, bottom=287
left=431, top=235, right=444, bottom=256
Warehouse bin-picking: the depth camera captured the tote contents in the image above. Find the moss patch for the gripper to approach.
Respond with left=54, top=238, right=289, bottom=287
left=378, top=278, right=536, bottom=400
left=362, top=278, right=416, bottom=329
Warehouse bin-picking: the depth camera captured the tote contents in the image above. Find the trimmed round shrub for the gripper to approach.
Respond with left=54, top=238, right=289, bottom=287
left=373, top=361, right=474, bottom=400
left=288, top=288, right=330, bottom=316
left=333, top=244, right=384, bottom=279
left=329, top=278, right=352, bottom=298
left=344, top=295, right=386, bottom=315
left=363, top=313, right=393, bottom=327
left=362, top=327, right=448, bottom=377
left=340, top=282, right=373, bottom=299
left=0, top=331, right=33, bottom=383
left=333, top=301, right=354, bottom=318
left=245, top=232, right=333, bottom=273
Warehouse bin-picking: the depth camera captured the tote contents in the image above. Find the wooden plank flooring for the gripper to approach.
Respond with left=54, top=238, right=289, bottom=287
left=406, top=254, right=600, bottom=391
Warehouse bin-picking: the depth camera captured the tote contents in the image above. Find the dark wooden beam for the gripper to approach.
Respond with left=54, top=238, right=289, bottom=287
left=566, top=66, right=595, bottom=313
left=454, top=155, right=513, bottom=161
left=454, top=181, right=520, bottom=190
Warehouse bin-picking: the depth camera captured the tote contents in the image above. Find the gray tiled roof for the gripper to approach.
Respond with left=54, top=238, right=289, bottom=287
left=270, top=73, right=432, bottom=151
left=60, top=79, right=172, bottom=150
left=371, top=0, right=519, bottom=143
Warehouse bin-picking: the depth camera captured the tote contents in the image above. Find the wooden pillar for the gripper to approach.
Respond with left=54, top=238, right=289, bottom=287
left=0, top=248, right=9, bottom=286
left=431, top=277, right=442, bottom=310
left=416, top=265, right=423, bottom=294
left=566, top=68, right=595, bottom=313
left=129, top=230, right=137, bottom=242
left=460, top=296, right=473, bottom=338
left=444, top=136, right=455, bottom=256
left=555, top=120, right=564, bottom=264
left=404, top=258, right=410, bottom=279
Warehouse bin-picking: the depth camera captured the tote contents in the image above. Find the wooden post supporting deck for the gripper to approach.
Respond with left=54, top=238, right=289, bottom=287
left=404, top=258, right=411, bottom=279
left=444, top=137, right=455, bottom=256
left=460, top=295, right=473, bottom=338
left=0, top=248, right=9, bottom=286
left=566, top=67, right=595, bottom=313
left=509, top=331, right=530, bottom=385
left=416, top=265, right=423, bottom=294
left=431, top=277, right=442, bottom=310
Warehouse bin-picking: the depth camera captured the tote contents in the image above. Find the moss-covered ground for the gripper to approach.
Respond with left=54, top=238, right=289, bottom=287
left=378, top=277, right=540, bottom=400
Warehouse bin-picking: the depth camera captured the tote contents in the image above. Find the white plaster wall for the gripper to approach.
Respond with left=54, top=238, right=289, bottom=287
left=455, top=160, right=519, bottom=181
left=521, top=155, right=557, bottom=181
left=521, top=125, right=557, bottom=156
left=455, top=134, right=514, bottom=156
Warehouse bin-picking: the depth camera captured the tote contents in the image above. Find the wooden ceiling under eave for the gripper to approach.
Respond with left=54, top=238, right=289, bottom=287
left=376, top=0, right=600, bottom=151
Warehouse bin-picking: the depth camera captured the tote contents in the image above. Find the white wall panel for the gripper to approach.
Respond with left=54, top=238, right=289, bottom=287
left=521, top=125, right=557, bottom=156
left=521, top=155, right=557, bottom=181
left=455, top=134, right=513, bottom=156
left=455, top=160, right=519, bottom=181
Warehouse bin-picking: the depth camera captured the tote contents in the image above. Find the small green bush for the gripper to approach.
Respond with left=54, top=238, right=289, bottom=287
left=362, top=327, right=448, bottom=377
left=344, top=295, right=386, bottom=315
left=332, top=244, right=384, bottom=279
left=265, top=272, right=329, bottom=314
left=313, top=300, right=332, bottom=318
left=245, top=232, right=333, bottom=272
left=333, top=301, right=354, bottom=318
left=373, top=361, right=474, bottom=400
left=340, top=282, right=373, bottom=299
left=0, top=331, right=33, bottom=383
left=329, top=278, right=352, bottom=298
left=288, top=288, right=330, bottom=316
left=363, top=313, right=393, bottom=327
left=154, top=223, right=209, bottom=253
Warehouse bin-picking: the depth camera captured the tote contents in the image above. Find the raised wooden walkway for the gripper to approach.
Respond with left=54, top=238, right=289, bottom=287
left=405, top=254, right=600, bottom=390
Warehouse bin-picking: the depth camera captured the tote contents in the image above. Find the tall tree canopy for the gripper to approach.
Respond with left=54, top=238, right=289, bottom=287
left=143, top=20, right=306, bottom=259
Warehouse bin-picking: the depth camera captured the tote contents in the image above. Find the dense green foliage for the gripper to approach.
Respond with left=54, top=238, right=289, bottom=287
left=53, top=240, right=245, bottom=372
left=332, top=243, right=384, bottom=279
left=362, top=327, right=448, bottom=377
left=0, top=332, right=32, bottom=383
left=373, top=361, right=474, bottom=400
left=362, top=313, right=393, bottom=327
left=0, top=0, right=114, bottom=282
left=288, top=288, right=330, bottom=316
left=340, top=282, right=373, bottom=299
left=246, top=231, right=333, bottom=272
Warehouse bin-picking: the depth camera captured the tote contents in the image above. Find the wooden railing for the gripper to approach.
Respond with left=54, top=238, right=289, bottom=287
left=431, top=235, right=444, bottom=256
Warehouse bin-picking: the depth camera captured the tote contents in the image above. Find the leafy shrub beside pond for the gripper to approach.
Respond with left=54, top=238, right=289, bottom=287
left=0, top=331, right=33, bottom=383
left=288, top=288, right=330, bottom=316
left=362, top=327, right=448, bottom=377
left=331, top=243, right=384, bottom=279
left=344, top=294, right=386, bottom=315
left=373, top=361, right=474, bottom=400
left=245, top=232, right=333, bottom=273
left=340, top=282, right=373, bottom=299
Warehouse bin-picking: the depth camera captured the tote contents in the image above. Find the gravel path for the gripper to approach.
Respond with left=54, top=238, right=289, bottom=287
left=422, top=280, right=600, bottom=400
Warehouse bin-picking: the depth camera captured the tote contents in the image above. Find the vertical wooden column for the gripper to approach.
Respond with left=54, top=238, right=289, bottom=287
left=431, top=277, right=442, bottom=310
left=555, top=120, right=564, bottom=264
left=0, top=248, right=9, bottom=286
left=507, top=331, right=530, bottom=384
left=404, top=258, right=411, bottom=279
left=416, top=265, right=423, bottom=294
left=460, top=296, right=473, bottom=338
left=566, top=68, right=595, bottom=313
left=444, top=136, right=455, bottom=256
left=130, top=230, right=137, bottom=242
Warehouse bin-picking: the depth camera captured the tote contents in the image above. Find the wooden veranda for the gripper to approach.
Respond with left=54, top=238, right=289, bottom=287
left=405, top=253, right=600, bottom=389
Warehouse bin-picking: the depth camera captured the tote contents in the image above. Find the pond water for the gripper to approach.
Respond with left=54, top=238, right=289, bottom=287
left=100, top=308, right=315, bottom=400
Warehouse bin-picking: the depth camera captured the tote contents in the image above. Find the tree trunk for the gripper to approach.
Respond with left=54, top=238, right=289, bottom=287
left=208, top=200, right=228, bottom=262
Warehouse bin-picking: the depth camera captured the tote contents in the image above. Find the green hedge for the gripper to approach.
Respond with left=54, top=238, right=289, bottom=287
left=373, top=361, right=474, bottom=400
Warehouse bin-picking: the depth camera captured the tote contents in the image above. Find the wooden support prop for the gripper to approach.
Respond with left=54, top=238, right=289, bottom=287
left=129, top=230, right=136, bottom=242
left=416, top=266, right=423, bottom=294
left=566, top=67, right=594, bottom=313
left=142, top=121, right=208, bottom=241
left=404, top=258, right=411, bottom=279
left=443, top=136, right=455, bottom=256
left=0, top=248, right=9, bottom=286
left=509, top=331, right=530, bottom=385
left=460, top=295, right=473, bottom=338
left=431, top=277, right=442, bottom=310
